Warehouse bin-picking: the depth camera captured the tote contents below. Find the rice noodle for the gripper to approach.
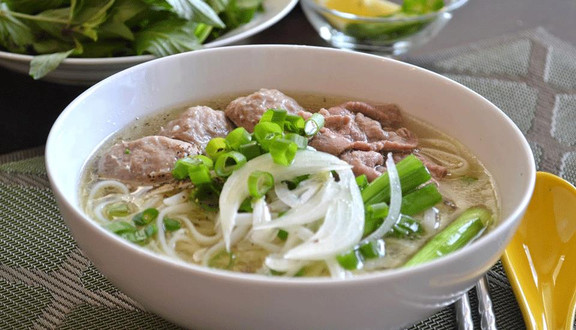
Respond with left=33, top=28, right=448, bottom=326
left=87, top=180, right=130, bottom=201
left=202, top=225, right=251, bottom=266
left=420, top=147, right=470, bottom=177
left=178, top=216, right=221, bottom=245
left=163, top=191, right=190, bottom=206
left=363, top=152, right=402, bottom=243
left=156, top=203, right=195, bottom=259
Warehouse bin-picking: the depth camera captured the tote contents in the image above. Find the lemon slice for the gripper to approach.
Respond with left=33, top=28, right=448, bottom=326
left=323, top=0, right=401, bottom=17
left=319, top=0, right=401, bottom=31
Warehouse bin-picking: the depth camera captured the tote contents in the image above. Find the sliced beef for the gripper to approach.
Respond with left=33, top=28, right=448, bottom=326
left=393, top=152, right=448, bottom=180
left=225, top=89, right=306, bottom=132
left=308, top=102, right=417, bottom=156
left=97, top=136, right=199, bottom=185
left=414, top=153, right=448, bottom=179
left=341, top=101, right=403, bottom=128
left=340, top=151, right=384, bottom=182
left=159, top=106, right=233, bottom=150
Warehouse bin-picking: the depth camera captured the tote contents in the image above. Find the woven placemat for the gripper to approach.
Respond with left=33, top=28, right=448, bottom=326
left=2, top=28, right=576, bottom=329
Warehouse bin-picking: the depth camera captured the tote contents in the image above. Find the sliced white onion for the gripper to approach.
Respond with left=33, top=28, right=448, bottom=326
left=218, top=150, right=352, bottom=250
left=274, top=176, right=324, bottom=208
left=252, top=198, right=271, bottom=227
left=363, top=152, right=402, bottom=243
left=265, top=254, right=311, bottom=276
left=254, top=178, right=337, bottom=230
left=283, top=168, right=364, bottom=260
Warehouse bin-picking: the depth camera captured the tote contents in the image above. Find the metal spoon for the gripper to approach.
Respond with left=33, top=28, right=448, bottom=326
left=501, top=172, right=576, bottom=329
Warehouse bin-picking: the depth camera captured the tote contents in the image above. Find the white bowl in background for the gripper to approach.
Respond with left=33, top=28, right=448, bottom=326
left=0, top=0, right=297, bottom=86
left=46, top=45, right=535, bottom=329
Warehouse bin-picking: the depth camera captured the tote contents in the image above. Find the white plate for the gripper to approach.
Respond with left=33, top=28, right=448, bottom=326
left=0, top=0, right=298, bottom=85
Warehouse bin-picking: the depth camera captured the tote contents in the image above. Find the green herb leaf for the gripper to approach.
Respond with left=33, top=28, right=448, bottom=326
left=98, top=0, right=148, bottom=40
left=134, top=18, right=203, bottom=56
left=70, top=0, right=116, bottom=40
left=3, top=0, right=68, bottom=15
left=0, top=3, right=35, bottom=52
left=29, top=49, right=74, bottom=79
left=166, top=0, right=225, bottom=28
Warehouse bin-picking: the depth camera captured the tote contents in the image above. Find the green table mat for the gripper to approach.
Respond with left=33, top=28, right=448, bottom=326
left=2, top=27, right=576, bottom=329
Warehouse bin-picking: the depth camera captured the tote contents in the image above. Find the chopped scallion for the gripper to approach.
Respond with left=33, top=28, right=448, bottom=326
left=269, top=138, right=298, bottom=165
left=284, top=114, right=305, bottom=134
left=238, top=141, right=263, bottom=160
left=214, top=151, right=247, bottom=177
left=248, top=171, right=274, bottom=198
left=304, top=113, right=325, bottom=136
left=105, top=221, right=136, bottom=234
left=260, top=108, right=288, bottom=128
left=206, top=137, right=228, bottom=159
left=253, top=122, right=283, bottom=151
left=164, top=217, right=182, bottom=231
left=225, top=127, right=252, bottom=150
left=132, top=208, right=159, bottom=226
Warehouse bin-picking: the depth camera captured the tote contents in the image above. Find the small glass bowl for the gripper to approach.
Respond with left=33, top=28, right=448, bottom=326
left=300, top=0, right=468, bottom=56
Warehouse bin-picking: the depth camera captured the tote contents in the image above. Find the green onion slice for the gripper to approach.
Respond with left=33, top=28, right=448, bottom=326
left=188, top=163, right=213, bottom=185
left=284, top=115, right=305, bottom=134
left=260, top=108, right=288, bottom=128
left=304, top=113, right=325, bottom=136
left=206, top=137, right=228, bottom=159
left=248, top=170, right=275, bottom=198
left=214, top=151, right=247, bottom=177
left=105, top=221, right=136, bottom=234
left=283, top=133, right=308, bottom=150
left=132, top=208, right=159, bottom=226
left=238, top=141, right=263, bottom=160
left=253, top=122, right=283, bottom=151
left=173, top=155, right=213, bottom=180
left=269, top=138, right=298, bottom=165
left=164, top=217, right=182, bottom=231
left=226, top=127, right=252, bottom=150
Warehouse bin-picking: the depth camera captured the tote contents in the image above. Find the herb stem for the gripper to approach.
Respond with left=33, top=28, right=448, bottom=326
left=3, top=10, right=70, bottom=25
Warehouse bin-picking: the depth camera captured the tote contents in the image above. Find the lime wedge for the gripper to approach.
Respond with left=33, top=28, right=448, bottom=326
left=323, top=0, right=401, bottom=17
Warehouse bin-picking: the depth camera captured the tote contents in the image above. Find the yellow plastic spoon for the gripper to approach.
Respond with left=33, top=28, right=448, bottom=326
left=502, top=171, right=576, bottom=330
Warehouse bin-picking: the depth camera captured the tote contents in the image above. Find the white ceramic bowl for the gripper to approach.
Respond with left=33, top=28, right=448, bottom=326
left=46, top=45, right=535, bottom=329
left=0, top=0, right=297, bottom=86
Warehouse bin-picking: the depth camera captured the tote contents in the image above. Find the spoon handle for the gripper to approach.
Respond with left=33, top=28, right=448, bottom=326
left=455, top=292, right=474, bottom=330
left=476, top=275, right=497, bottom=330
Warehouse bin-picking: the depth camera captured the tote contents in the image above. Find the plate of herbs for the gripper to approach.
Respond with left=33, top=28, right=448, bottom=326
left=0, top=0, right=298, bottom=84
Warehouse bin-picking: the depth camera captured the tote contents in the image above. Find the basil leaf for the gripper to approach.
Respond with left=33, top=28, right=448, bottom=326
left=29, top=49, right=74, bottom=79
left=70, top=0, right=116, bottom=40
left=3, top=0, right=69, bottom=15
left=134, top=18, right=203, bottom=56
left=0, top=3, right=35, bottom=52
left=98, top=0, right=148, bottom=40
left=166, top=0, right=225, bottom=28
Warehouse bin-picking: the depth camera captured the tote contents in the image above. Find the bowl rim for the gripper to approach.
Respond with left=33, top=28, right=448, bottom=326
left=300, top=0, right=469, bottom=23
left=46, top=44, right=536, bottom=287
